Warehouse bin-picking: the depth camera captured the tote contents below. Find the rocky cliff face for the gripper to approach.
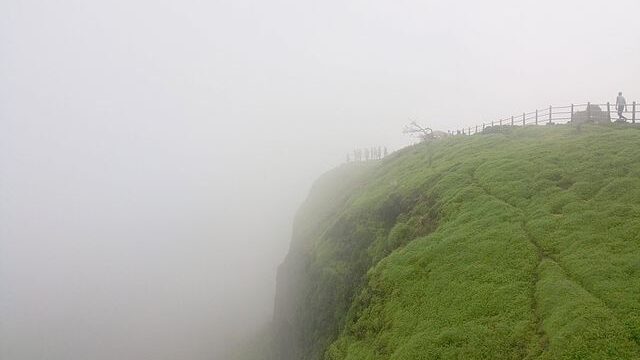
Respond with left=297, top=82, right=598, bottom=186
left=273, top=162, right=381, bottom=360
left=272, top=158, right=439, bottom=360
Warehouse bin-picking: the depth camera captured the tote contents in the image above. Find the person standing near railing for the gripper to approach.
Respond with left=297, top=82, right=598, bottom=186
left=616, top=92, right=628, bottom=121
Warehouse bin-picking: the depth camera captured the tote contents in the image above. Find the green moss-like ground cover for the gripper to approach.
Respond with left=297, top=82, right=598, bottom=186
left=325, top=125, right=640, bottom=359
left=246, top=124, right=640, bottom=360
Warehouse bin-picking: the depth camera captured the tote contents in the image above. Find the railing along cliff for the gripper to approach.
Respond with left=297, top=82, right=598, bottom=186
left=450, top=101, right=639, bottom=136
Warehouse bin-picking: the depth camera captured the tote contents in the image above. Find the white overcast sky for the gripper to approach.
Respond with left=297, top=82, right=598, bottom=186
left=1, top=0, right=639, bottom=359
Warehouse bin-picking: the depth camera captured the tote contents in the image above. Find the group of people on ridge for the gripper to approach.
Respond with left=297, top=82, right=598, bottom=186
left=347, top=146, right=388, bottom=162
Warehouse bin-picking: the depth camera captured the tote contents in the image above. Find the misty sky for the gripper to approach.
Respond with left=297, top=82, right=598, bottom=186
left=1, top=1, right=639, bottom=359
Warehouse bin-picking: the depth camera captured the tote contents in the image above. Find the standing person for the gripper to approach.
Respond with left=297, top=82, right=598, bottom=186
left=616, top=92, right=628, bottom=121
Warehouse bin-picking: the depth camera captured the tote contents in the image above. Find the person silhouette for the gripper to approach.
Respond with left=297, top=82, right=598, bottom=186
left=616, top=92, right=628, bottom=121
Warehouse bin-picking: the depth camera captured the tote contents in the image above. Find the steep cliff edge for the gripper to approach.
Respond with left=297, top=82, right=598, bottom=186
left=252, top=125, right=640, bottom=360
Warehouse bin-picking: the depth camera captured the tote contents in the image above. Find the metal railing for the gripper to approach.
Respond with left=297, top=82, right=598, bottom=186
left=450, top=101, right=639, bottom=136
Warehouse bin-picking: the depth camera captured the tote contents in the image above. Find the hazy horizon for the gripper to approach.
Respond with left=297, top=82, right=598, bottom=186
left=2, top=0, right=639, bottom=359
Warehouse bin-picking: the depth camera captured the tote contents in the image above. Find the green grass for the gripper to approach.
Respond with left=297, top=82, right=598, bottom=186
left=265, top=124, right=640, bottom=360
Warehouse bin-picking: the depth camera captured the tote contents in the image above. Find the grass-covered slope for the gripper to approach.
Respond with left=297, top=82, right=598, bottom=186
left=273, top=125, right=640, bottom=360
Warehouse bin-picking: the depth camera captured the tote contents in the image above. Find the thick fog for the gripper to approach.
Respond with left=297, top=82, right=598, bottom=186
left=1, top=0, right=639, bottom=359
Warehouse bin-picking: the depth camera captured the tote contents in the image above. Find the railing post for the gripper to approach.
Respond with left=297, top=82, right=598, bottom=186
left=522, top=113, right=525, bottom=126
left=571, top=104, right=574, bottom=122
left=468, top=127, right=471, bottom=135
left=607, top=102, right=612, bottom=122
left=475, top=125, right=478, bottom=134
left=511, top=116, right=514, bottom=126
left=535, top=110, right=538, bottom=125
left=482, top=123, right=485, bottom=131
left=549, top=105, right=552, bottom=124
left=500, top=119, right=502, bottom=126
left=587, top=102, right=591, bottom=122
left=633, top=102, right=636, bottom=124
left=491, top=121, right=494, bottom=127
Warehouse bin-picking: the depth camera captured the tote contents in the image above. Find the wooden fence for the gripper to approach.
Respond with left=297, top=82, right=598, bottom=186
left=451, top=101, right=639, bottom=136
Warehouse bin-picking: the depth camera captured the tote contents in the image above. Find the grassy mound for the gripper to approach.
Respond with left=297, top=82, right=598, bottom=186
left=269, top=124, right=640, bottom=360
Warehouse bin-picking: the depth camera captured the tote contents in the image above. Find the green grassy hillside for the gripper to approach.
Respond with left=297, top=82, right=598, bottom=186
left=268, top=124, right=640, bottom=360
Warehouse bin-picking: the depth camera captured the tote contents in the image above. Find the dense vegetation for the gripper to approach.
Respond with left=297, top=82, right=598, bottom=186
left=243, top=124, right=640, bottom=359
